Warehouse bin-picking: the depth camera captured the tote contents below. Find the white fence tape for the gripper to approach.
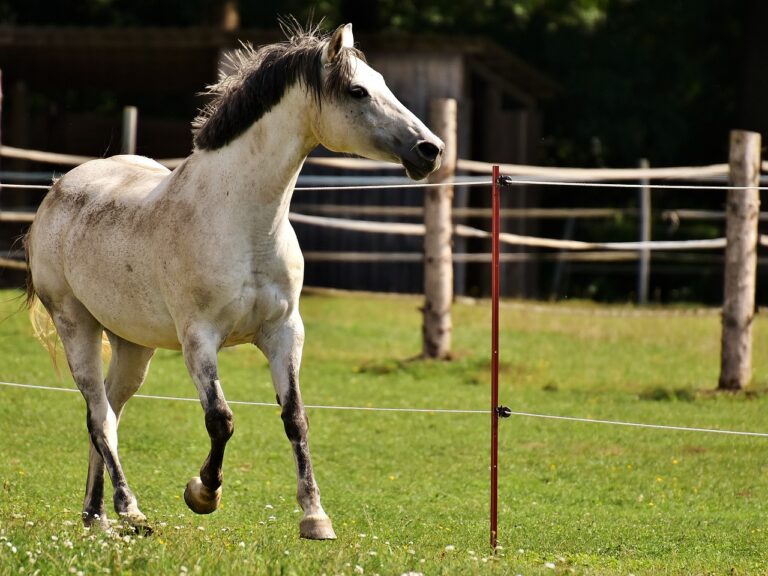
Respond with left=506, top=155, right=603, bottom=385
left=1, top=380, right=766, bottom=438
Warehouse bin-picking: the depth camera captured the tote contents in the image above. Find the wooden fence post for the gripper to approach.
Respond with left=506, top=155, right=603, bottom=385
left=0, top=69, right=3, bottom=202
left=121, top=106, right=138, bottom=155
left=422, top=98, right=457, bottom=360
left=719, top=129, right=761, bottom=390
left=638, top=158, right=651, bottom=304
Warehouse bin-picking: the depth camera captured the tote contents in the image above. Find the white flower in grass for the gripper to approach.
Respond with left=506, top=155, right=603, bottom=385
left=367, top=551, right=377, bottom=556
left=545, top=561, right=556, bottom=569
left=264, top=504, right=274, bottom=510
left=238, top=542, right=245, bottom=548
left=354, top=566, right=364, bottom=575
left=444, top=545, right=455, bottom=552
left=63, top=540, right=73, bottom=549
left=268, top=516, right=277, bottom=522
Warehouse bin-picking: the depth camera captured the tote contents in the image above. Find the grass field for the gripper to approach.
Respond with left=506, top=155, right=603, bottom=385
left=1, top=288, right=767, bottom=575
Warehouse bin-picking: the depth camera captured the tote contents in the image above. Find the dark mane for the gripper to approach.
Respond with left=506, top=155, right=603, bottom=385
left=192, top=24, right=365, bottom=151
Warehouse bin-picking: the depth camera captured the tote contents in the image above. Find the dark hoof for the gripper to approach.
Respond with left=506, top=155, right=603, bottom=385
left=82, top=510, right=109, bottom=531
left=116, top=512, right=153, bottom=536
left=184, top=476, right=221, bottom=515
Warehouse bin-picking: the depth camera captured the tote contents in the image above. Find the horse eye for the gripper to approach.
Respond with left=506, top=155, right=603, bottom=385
left=349, top=86, right=369, bottom=99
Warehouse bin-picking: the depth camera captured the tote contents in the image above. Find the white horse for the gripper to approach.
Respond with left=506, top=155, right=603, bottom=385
left=24, top=22, right=443, bottom=539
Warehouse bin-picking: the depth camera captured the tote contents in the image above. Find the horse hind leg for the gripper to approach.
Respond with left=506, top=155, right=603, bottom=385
left=181, top=328, right=234, bottom=515
left=46, top=297, right=148, bottom=532
left=83, top=333, right=155, bottom=530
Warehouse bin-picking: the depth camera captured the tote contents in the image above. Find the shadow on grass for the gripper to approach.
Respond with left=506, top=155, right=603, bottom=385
left=640, top=385, right=768, bottom=402
left=639, top=387, right=696, bottom=402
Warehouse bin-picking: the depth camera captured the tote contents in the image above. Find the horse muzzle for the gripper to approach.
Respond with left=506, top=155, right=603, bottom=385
left=402, top=138, right=444, bottom=181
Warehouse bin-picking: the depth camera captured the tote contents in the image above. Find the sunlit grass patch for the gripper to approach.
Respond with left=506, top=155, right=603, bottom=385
left=1, top=289, right=767, bottom=574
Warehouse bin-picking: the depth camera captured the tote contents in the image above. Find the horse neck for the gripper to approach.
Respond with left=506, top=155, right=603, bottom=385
left=189, top=86, right=318, bottom=232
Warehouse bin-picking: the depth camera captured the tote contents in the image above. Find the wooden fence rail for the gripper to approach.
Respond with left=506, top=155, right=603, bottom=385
left=0, top=123, right=765, bottom=389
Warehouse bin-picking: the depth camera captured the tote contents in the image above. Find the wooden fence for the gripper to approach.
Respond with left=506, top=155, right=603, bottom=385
left=0, top=103, right=764, bottom=387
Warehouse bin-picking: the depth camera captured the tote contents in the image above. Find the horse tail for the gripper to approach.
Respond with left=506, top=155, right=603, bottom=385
left=22, top=230, right=35, bottom=310
left=29, top=298, right=63, bottom=374
left=24, top=246, right=56, bottom=373
left=23, top=231, right=61, bottom=372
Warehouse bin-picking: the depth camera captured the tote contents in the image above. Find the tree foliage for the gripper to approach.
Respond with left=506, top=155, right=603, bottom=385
left=0, top=0, right=750, bottom=167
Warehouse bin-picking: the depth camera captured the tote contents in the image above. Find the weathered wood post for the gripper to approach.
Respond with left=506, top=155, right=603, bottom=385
left=0, top=69, right=4, bottom=203
left=422, top=98, right=457, bottom=359
left=719, top=130, right=761, bottom=390
left=121, top=105, right=138, bottom=155
left=638, top=158, right=651, bottom=304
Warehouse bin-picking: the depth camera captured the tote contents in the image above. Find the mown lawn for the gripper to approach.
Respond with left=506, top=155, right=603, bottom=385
left=1, top=288, right=767, bottom=575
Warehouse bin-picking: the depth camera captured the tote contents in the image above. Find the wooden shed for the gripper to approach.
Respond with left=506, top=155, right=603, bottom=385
left=0, top=26, right=556, bottom=296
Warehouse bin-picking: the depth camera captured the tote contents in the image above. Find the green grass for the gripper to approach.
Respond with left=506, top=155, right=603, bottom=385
left=1, top=288, right=768, bottom=575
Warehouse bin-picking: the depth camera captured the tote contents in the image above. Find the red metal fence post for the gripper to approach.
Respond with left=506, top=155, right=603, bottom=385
left=490, top=165, right=500, bottom=549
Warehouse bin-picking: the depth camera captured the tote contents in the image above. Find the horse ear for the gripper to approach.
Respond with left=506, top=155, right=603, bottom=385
left=323, top=23, right=354, bottom=64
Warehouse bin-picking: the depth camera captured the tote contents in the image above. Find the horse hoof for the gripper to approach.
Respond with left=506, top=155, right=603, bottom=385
left=299, top=515, right=337, bottom=540
left=82, top=510, right=110, bottom=531
left=117, top=512, right=153, bottom=536
left=184, top=477, right=221, bottom=515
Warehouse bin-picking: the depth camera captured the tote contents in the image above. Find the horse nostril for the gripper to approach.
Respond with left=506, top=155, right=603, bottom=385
left=416, top=141, right=442, bottom=163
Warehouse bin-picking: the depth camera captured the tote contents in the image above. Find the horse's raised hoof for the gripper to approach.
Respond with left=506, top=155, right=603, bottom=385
left=184, top=476, right=221, bottom=515
left=299, top=515, right=337, bottom=540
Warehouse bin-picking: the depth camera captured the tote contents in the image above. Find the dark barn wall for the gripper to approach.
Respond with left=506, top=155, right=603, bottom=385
left=0, top=28, right=551, bottom=297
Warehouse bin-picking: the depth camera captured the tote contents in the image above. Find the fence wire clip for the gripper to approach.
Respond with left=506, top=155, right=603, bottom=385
left=496, top=405, right=512, bottom=418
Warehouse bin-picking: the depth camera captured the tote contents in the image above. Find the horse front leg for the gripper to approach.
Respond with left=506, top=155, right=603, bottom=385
left=181, top=329, right=234, bottom=515
left=260, top=314, right=336, bottom=540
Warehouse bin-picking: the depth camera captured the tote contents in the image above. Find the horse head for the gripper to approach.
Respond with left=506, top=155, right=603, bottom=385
left=314, top=24, right=444, bottom=181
